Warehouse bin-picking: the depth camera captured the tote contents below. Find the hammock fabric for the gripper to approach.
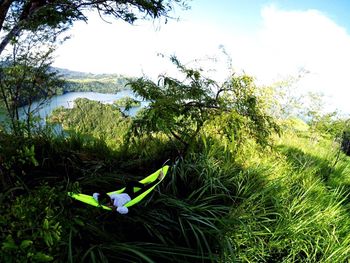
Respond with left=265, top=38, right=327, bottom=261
left=67, top=165, right=169, bottom=211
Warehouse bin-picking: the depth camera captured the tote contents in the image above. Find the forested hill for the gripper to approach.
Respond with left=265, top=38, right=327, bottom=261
left=53, top=67, right=132, bottom=94
left=53, top=67, right=125, bottom=80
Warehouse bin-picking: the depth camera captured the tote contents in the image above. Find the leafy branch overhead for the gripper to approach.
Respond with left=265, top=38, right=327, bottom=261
left=128, top=56, right=279, bottom=151
left=0, top=30, right=64, bottom=135
left=0, top=0, right=188, bottom=136
left=0, top=0, right=189, bottom=55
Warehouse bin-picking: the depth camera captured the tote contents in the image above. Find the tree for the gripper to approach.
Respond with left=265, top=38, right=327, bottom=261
left=256, top=75, right=304, bottom=120
left=49, top=98, right=131, bottom=148
left=314, top=111, right=347, bottom=138
left=0, top=0, right=187, bottom=134
left=302, top=91, right=325, bottom=125
left=128, top=56, right=279, bottom=153
left=0, top=29, right=64, bottom=135
left=0, top=0, right=188, bottom=56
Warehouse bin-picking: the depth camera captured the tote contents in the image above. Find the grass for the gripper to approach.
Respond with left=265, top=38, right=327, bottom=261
left=2, top=128, right=350, bottom=262
left=222, top=132, right=350, bottom=262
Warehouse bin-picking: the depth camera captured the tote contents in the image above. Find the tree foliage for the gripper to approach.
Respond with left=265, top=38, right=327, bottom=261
left=113, top=96, right=141, bottom=109
left=0, top=185, right=63, bottom=262
left=0, top=0, right=188, bottom=135
left=49, top=98, right=131, bottom=148
left=128, top=56, right=279, bottom=153
left=0, top=0, right=188, bottom=55
left=256, top=76, right=305, bottom=120
left=0, top=30, right=64, bottom=135
left=62, top=77, right=129, bottom=94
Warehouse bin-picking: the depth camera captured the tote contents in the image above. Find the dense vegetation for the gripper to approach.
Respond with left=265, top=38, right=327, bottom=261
left=54, top=68, right=131, bottom=94
left=2, top=55, right=350, bottom=262
left=2, top=1, right=350, bottom=262
left=0, top=0, right=187, bottom=135
left=49, top=98, right=132, bottom=149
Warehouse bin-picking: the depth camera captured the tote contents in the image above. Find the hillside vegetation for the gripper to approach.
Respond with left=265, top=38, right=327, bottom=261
left=1, top=58, right=350, bottom=262
left=2, top=1, right=350, bottom=261
left=54, top=68, right=131, bottom=94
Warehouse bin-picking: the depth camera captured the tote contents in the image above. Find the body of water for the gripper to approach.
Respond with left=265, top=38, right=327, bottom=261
left=19, top=90, right=147, bottom=121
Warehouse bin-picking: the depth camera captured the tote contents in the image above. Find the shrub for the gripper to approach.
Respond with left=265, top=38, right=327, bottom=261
left=0, top=185, right=64, bottom=262
left=128, top=56, right=279, bottom=154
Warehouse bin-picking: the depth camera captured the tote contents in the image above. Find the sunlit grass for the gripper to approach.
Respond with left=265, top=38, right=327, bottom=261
left=222, top=131, right=350, bottom=262
left=2, top=126, right=350, bottom=262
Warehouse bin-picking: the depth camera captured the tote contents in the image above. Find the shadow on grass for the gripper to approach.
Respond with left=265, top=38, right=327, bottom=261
left=276, top=144, right=350, bottom=210
left=276, top=144, right=335, bottom=182
left=1, top=131, right=232, bottom=263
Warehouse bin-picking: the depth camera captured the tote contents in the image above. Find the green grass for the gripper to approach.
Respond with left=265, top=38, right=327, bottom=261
left=222, top=132, right=350, bottom=262
left=2, top=128, right=350, bottom=262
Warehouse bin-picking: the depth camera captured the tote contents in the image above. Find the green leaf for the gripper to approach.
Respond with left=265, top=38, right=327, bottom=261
left=2, top=235, right=17, bottom=250
left=20, top=240, right=33, bottom=250
left=33, top=252, right=54, bottom=262
left=2, top=241, right=18, bottom=250
left=43, top=218, right=49, bottom=230
left=73, top=218, right=85, bottom=226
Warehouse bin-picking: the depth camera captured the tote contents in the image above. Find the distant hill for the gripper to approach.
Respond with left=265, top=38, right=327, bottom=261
left=52, top=67, right=127, bottom=80
left=52, top=67, right=134, bottom=94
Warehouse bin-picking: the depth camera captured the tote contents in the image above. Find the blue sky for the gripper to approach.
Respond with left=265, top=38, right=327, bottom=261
left=185, top=0, right=350, bottom=32
left=53, top=1, right=350, bottom=114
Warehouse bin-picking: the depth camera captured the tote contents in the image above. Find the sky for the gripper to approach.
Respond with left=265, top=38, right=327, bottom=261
left=53, top=0, right=350, bottom=114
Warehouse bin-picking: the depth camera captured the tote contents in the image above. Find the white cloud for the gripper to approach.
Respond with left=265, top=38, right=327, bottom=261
left=53, top=6, right=350, bottom=114
left=53, top=12, right=232, bottom=79
left=227, top=5, right=350, bottom=114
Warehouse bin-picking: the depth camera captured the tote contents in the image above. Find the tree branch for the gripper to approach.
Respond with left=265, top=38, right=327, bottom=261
left=0, top=23, right=20, bottom=55
left=0, top=0, right=14, bottom=34
left=169, top=129, right=188, bottom=147
left=0, top=0, right=35, bottom=55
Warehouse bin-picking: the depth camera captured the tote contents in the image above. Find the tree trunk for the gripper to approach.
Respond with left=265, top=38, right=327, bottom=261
left=0, top=0, right=42, bottom=55
left=0, top=0, right=14, bottom=34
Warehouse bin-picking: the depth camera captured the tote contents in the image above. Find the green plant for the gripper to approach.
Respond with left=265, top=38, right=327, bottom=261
left=128, top=56, right=279, bottom=154
left=0, top=185, right=64, bottom=262
left=49, top=98, right=132, bottom=150
left=114, top=96, right=141, bottom=110
left=0, top=1, right=189, bottom=57
left=0, top=28, right=64, bottom=136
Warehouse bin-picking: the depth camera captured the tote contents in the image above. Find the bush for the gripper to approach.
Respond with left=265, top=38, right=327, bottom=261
left=0, top=185, right=65, bottom=262
left=128, top=56, right=279, bottom=154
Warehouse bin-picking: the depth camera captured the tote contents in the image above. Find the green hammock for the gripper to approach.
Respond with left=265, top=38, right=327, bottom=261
left=67, top=165, right=169, bottom=211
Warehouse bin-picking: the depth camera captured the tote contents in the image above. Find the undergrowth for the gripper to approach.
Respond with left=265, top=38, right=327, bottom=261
left=1, top=129, right=350, bottom=262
